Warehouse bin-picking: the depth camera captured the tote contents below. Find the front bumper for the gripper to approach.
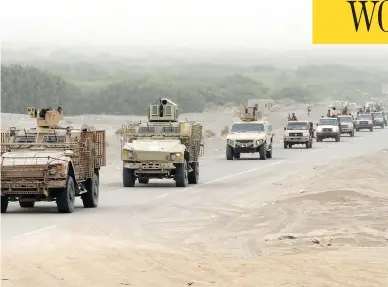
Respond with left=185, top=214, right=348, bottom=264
left=340, top=126, right=354, bottom=133
left=373, top=121, right=384, bottom=126
left=283, top=136, right=309, bottom=143
left=124, top=161, right=177, bottom=173
left=1, top=180, right=67, bottom=195
left=355, top=123, right=372, bottom=129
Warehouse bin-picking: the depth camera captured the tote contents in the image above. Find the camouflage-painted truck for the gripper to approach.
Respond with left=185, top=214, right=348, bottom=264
left=1, top=107, right=106, bottom=213
left=120, top=98, right=203, bottom=187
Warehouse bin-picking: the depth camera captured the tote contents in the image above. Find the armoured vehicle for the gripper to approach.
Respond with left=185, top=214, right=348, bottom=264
left=1, top=107, right=106, bottom=213
left=337, top=115, right=355, bottom=136
left=371, top=112, right=385, bottom=128
left=355, top=113, right=374, bottom=131
left=316, top=117, right=341, bottom=142
left=120, top=98, right=203, bottom=187
left=226, top=106, right=274, bottom=160
left=283, top=121, right=313, bottom=149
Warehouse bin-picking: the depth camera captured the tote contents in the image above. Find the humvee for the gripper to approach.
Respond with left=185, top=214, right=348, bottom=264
left=225, top=106, right=274, bottom=160
left=120, top=98, right=203, bottom=187
left=1, top=107, right=106, bottom=213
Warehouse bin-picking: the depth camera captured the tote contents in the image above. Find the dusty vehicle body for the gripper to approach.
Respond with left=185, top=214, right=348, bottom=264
left=283, top=121, right=313, bottom=149
left=355, top=114, right=374, bottom=131
left=337, top=115, right=355, bottom=136
left=371, top=112, right=385, bottom=128
left=226, top=106, right=274, bottom=160
left=1, top=107, right=106, bottom=213
left=121, top=98, right=203, bottom=187
left=316, top=117, right=341, bottom=142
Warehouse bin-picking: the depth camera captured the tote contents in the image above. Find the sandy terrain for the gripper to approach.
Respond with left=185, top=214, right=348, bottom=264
left=1, top=105, right=388, bottom=286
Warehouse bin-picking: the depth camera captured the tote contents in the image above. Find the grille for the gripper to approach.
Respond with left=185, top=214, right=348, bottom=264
left=236, top=140, right=253, bottom=144
left=323, top=128, right=333, bottom=132
left=360, top=121, right=368, bottom=124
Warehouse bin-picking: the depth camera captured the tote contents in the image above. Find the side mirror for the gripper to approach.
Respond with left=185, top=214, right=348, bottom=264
left=284, top=127, right=286, bottom=130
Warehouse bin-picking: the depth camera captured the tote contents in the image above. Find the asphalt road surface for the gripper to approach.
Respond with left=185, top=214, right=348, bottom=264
left=2, top=115, right=388, bottom=255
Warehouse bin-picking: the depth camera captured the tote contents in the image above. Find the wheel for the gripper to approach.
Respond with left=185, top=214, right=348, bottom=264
left=226, top=145, right=233, bottom=160
left=370, top=127, right=373, bottom=132
left=381, top=125, right=384, bottom=129
left=19, top=201, right=35, bottom=208
left=233, top=152, right=240, bottom=159
left=266, top=144, right=273, bottom=158
left=335, top=134, right=340, bottom=142
left=283, top=142, right=287, bottom=149
left=1, top=196, right=9, bottom=213
left=138, top=178, right=149, bottom=184
left=188, top=161, right=199, bottom=184
left=175, top=161, right=188, bottom=187
left=259, top=143, right=267, bottom=160
left=309, top=140, right=313, bottom=148
left=82, top=172, right=99, bottom=208
left=57, top=175, right=76, bottom=213
left=316, top=136, right=320, bottom=142
left=123, top=167, right=135, bottom=187
left=350, top=130, right=355, bottom=137
left=356, top=128, right=359, bottom=132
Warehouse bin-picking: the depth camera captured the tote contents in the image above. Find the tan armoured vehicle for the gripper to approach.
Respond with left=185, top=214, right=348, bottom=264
left=120, top=98, right=203, bottom=187
left=1, top=107, right=106, bottom=213
left=226, top=106, right=274, bottom=160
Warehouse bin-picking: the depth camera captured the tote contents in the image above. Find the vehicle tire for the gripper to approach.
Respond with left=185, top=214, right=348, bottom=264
left=138, top=178, right=149, bottom=184
left=82, top=172, right=99, bottom=208
left=316, top=136, right=320, bottom=142
left=266, top=143, right=273, bottom=158
left=288, top=143, right=292, bottom=148
left=335, top=134, right=340, bottom=142
left=123, top=167, right=135, bottom=187
left=381, top=125, right=384, bottom=129
left=233, top=152, right=240, bottom=159
left=57, top=175, right=76, bottom=213
left=226, top=145, right=234, bottom=160
left=356, top=128, right=359, bottom=132
left=259, top=143, right=267, bottom=160
left=309, top=140, right=313, bottom=148
left=1, top=196, right=9, bottom=213
left=188, top=161, right=199, bottom=184
left=350, top=130, right=355, bottom=137
left=175, top=161, right=188, bottom=187
left=370, top=127, right=373, bottom=132
left=283, top=141, right=287, bottom=149
left=19, top=201, right=35, bottom=208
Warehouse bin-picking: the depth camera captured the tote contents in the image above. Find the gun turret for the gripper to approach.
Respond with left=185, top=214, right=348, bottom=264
left=27, top=106, right=63, bottom=128
left=148, top=98, right=179, bottom=122
left=239, top=105, right=261, bottom=121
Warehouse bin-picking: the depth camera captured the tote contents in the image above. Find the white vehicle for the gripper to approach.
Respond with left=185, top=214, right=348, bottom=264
left=226, top=106, right=274, bottom=160
left=337, top=115, right=355, bottom=137
left=316, top=117, right=341, bottom=142
left=283, top=121, right=313, bottom=149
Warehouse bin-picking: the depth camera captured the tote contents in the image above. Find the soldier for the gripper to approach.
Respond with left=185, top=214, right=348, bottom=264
left=290, top=113, right=297, bottom=120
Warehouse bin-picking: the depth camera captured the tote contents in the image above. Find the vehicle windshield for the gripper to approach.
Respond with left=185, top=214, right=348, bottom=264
left=42, top=135, right=66, bottom=143
left=357, top=115, right=372, bottom=120
left=13, top=135, right=36, bottom=143
left=372, top=113, right=383, bottom=119
left=319, top=118, right=338, bottom=126
left=231, top=123, right=264, bottom=133
left=138, top=125, right=180, bottom=134
left=338, top=117, right=352, bottom=123
left=286, top=122, right=308, bottom=130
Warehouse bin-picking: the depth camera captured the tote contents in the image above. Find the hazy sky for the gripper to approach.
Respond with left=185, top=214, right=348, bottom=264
left=1, top=0, right=311, bottom=48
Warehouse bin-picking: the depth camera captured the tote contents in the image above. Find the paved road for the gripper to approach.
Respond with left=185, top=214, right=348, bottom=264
left=2, top=117, right=388, bottom=253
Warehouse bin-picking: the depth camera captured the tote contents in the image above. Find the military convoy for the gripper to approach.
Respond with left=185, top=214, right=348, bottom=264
left=1, top=107, right=106, bottom=213
left=120, top=98, right=203, bottom=187
left=225, top=106, right=274, bottom=160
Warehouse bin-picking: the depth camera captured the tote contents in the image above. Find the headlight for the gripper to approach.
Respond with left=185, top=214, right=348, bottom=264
left=256, top=139, right=264, bottom=145
left=122, top=149, right=133, bottom=159
left=303, top=132, right=309, bottom=136
left=316, top=127, right=322, bottom=132
left=48, top=163, right=63, bottom=175
left=368, top=120, right=372, bottom=124
left=227, top=139, right=234, bottom=145
left=170, top=152, right=182, bottom=161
